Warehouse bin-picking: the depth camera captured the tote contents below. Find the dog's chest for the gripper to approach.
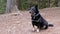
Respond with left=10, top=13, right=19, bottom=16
left=31, top=14, right=40, bottom=20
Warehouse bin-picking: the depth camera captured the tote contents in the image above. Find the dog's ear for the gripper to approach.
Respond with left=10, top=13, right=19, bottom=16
left=35, top=5, right=39, bottom=14
left=35, top=5, right=38, bottom=9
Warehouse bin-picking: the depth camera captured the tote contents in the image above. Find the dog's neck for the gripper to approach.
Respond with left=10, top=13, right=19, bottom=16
left=35, top=13, right=40, bottom=16
left=31, top=13, right=39, bottom=16
left=31, top=13, right=40, bottom=19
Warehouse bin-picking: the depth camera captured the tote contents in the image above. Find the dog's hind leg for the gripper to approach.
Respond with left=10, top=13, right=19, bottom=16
left=43, top=22, right=48, bottom=29
left=44, top=24, right=48, bottom=29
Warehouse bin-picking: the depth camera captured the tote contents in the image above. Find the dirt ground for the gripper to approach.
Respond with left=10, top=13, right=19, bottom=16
left=0, top=7, right=60, bottom=34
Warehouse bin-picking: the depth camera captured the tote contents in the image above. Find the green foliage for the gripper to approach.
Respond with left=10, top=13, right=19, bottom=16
left=0, top=0, right=6, bottom=14
left=0, top=0, right=60, bottom=12
left=18, top=0, right=60, bottom=10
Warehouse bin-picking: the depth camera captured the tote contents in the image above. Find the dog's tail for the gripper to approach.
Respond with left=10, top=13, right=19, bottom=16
left=48, top=24, right=54, bottom=27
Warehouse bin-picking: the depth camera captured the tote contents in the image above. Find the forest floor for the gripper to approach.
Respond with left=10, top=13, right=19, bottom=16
left=0, top=7, right=60, bottom=34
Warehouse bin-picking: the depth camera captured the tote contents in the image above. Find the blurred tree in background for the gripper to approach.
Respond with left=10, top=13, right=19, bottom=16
left=17, top=0, right=60, bottom=10
left=0, top=0, right=60, bottom=14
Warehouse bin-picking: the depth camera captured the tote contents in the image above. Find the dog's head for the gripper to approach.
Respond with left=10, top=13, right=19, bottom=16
left=29, top=5, right=39, bottom=15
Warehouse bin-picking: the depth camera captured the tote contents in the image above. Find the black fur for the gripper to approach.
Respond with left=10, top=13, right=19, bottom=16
left=29, top=5, right=53, bottom=30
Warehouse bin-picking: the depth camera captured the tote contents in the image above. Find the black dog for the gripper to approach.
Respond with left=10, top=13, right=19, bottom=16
left=29, top=5, right=53, bottom=32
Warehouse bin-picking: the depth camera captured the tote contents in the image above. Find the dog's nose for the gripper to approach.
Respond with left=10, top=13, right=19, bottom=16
left=29, top=12, right=31, bottom=13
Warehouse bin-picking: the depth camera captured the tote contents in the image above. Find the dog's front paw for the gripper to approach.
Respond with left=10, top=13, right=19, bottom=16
left=36, top=29, right=40, bottom=32
left=32, top=28, right=36, bottom=32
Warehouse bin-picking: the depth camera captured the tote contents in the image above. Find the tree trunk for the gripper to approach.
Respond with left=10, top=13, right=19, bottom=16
left=48, top=0, right=50, bottom=7
left=17, top=0, right=22, bottom=10
left=6, top=0, right=19, bottom=13
left=6, top=0, right=11, bottom=13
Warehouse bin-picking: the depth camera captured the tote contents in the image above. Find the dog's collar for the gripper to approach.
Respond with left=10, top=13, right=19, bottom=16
left=35, top=13, right=40, bottom=16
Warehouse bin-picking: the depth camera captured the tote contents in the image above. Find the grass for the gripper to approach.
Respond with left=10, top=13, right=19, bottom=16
left=0, top=0, right=6, bottom=14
